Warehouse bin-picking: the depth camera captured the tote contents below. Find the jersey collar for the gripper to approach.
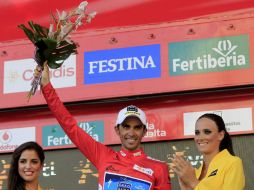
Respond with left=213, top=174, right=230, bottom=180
left=119, top=148, right=146, bottom=159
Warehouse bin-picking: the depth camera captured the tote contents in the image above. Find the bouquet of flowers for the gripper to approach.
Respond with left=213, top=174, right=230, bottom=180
left=18, top=1, right=96, bottom=100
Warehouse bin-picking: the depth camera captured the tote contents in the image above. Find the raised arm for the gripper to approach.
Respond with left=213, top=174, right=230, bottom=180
left=35, top=63, right=113, bottom=168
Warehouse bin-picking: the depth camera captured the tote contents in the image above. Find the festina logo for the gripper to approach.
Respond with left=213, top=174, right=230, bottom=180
left=88, top=56, right=156, bottom=74
left=169, top=35, right=250, bottom=76
left=84, top=44, right=161, bottom=84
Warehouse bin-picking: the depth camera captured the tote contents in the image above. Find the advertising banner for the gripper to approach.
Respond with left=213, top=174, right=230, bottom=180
left=183, top=107, right=253, bottom=136
left=3, top=56, right=76, bottom=94
left=0, top=86, right=254, bottom=152
left=1, top=17, right=254, bottom=109
left=84, top=44, right=161, bottom=84
left=169, top=35, right=249, bottom=76
left=42, top=121, right=104, bottom=148
left=0, top=127, right=35, bottom=152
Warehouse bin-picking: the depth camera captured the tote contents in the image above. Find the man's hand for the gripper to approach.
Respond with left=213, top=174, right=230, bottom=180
left=34, top=61, right=50, bottom=87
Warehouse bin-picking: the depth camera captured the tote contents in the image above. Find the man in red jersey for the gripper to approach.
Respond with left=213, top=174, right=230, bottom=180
left=36, top=64, right=171, bottom=190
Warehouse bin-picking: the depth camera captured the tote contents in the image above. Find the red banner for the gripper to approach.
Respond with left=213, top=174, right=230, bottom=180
left=1, top=14, right=254, bottom=109
left=0, top=87, right=253, bottom=152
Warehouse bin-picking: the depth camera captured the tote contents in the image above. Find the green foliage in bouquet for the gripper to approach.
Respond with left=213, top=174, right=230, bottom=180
left=17, top=1, right=96, bottom=100
left=18, top=21, right=78, bottom=69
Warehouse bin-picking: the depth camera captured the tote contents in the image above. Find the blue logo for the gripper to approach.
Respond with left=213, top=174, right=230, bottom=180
left=84, top=44, right=161, bottom=84
left=118, top=182, right=131, bottom=190
left=104, top=172, right=151, bottom=190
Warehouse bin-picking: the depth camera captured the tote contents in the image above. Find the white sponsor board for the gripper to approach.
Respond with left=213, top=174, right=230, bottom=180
left=183, top=107, right=252, bottom=136
left=0, top=127, right=36, bottom=152
left=3, top=55, right=76, bottom=94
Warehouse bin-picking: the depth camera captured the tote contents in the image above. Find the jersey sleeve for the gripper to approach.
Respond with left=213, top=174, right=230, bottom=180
left=154, top=163, right=172, bottom=190
left=42, top=83, right=113, bottom=169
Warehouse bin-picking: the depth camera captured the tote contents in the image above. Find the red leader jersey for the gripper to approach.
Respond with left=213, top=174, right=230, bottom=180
left=42, top=83, right=171, bottom=190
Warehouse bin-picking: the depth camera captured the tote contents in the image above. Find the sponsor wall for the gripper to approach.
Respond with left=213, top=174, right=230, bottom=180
left=1, top=11, right=254, bottom=154
left=1, top=15, right=254, bottom=109
left=0, top=85, right=253, bottom=152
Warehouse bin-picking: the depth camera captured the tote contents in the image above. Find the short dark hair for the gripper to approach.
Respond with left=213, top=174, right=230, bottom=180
left=197, top=113, right=235, bottom=155
left=8, top=141, right=45, bottom=190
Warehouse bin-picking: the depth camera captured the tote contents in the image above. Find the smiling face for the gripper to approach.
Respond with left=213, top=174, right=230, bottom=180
left=194, top=117, right=225, bottom=156
left=18, top=149, right=43, bottom=184
left=115, top=116, right=147, bottom=151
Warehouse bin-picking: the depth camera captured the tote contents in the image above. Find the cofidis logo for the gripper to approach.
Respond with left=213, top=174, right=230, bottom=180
left=169, top=35, right=250, bottom=76
left=84, top=44, right=161, bottom=84
left=3, top=55, right=76, bottom=94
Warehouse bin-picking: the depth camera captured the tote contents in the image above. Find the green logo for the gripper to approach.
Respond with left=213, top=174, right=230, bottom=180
left=169, top=35, right=250, bottom=75
left=42, top=121, right=104, bottom=147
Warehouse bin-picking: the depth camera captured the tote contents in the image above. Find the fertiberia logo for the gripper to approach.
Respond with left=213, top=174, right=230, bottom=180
left=169, top=35, right=250, bottom=76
